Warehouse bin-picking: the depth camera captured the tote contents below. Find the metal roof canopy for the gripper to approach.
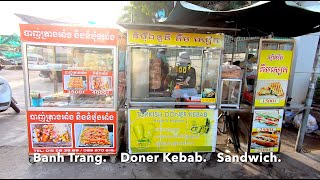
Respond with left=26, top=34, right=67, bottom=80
left=118, top=23, right=240, bottom=34
left=163, top=1, right=320, bottom=37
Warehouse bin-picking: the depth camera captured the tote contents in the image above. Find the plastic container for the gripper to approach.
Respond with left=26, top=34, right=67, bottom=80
left=31, top=98, right=43, bottom=107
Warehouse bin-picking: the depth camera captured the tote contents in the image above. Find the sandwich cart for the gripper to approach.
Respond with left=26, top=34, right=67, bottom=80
left=19, top=24, right=125, bottom=163
left=120, top=24, right=224, bottom=156
left=234, top=38, right=296, bottom=155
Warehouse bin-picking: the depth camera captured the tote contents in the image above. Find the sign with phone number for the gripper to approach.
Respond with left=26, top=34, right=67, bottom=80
left=33, top=148, right=116, bottom=153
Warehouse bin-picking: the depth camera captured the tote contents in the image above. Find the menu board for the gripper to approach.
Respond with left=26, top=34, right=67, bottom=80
left=27, top=111, right=117, bottom=155
left=250, top=109, right=284, bottom=153
left=254, top=50, right=293, bottom=107
left=63, top=70, right=113, bottom=95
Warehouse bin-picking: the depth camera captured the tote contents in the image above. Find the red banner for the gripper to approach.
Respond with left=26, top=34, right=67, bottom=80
left=62, top=70, right=113, bottom=95
left=19, top=24, right=119, bottom=46
left=27, top=111, right=117, bottom=155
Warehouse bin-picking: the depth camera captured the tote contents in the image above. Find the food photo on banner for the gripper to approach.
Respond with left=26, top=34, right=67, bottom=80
left=74, top=123, right=114, bottom=148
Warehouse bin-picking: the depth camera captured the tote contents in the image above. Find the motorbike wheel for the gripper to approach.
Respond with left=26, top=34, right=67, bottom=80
left=49, top=72, right=54, bottom=81
left=10, top=101, right=20, bottom=113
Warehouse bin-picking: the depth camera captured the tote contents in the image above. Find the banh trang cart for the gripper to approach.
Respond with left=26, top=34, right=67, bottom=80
left=232, top=38, right=296, bottom=156
left=19, top=24, right=126, bottom=163
left=119, top=23, right=225, bottom=158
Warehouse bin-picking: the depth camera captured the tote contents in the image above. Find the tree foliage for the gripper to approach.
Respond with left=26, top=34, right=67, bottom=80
left=118, top=1, right=174, bottom=24
left=118, top=1, right=259, bottom=24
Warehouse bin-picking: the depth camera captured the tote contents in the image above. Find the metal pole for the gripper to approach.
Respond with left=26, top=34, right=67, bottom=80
left=295, top=36, right=320, bottom=152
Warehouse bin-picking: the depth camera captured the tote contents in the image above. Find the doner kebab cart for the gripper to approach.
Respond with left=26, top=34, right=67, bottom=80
left=120, top=24, right=224, bottom=158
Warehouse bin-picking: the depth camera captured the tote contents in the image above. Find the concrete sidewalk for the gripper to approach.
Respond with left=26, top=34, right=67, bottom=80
left=0, top=69, right=319, bottom=179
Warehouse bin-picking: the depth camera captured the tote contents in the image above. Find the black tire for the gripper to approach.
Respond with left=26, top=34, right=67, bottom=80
left=10, top=101, right=20, bottom=113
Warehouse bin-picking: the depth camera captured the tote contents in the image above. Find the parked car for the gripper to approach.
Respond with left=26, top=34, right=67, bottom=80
left=9, top=57, right=22, bottom=65
left=27, top=53, right=45, bottom=67
left=0, top=57, right=12, bottom=65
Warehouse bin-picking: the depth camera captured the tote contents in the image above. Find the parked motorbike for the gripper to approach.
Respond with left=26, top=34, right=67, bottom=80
left=0, top=76, right=20, bottom=113
left=39, top=70, right=54, bottom=81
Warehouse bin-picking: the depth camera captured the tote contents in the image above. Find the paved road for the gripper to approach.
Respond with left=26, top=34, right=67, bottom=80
left=0, top=69, right=319, bottom=179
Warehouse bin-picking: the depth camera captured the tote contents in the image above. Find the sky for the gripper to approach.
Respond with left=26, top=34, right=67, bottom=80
left=0, top=1, right=130, bottom=35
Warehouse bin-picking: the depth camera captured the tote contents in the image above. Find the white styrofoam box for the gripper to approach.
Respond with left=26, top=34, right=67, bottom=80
left=288, top=33, right=319, bottom=103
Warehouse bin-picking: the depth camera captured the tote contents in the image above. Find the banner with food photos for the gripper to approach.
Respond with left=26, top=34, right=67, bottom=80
left=27, top=110, right=117, bottom=155
left=250, top=109, right=284, bottom=153
left=254, top=50, right=293, bottom=107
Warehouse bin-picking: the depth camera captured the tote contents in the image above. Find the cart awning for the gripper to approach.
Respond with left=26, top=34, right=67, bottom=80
left=162, top=1, right=320, bottom=37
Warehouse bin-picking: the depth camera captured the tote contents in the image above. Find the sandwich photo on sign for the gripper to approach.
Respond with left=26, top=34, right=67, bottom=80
left=253, top=109, right=284, bottom=128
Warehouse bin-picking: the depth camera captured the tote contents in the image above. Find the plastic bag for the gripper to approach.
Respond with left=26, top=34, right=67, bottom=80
left=222, top=64, right=241, bottom=72
left=221, top=64, right=242, bottom=78
left=283, top=111, right=295, bottom=127
left=171, top=88, right=198, bottom=98
left=292, top=113, right=319, bottom=133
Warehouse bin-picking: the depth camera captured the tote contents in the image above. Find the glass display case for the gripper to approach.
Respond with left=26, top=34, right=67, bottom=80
left=128, top=47, right=222, bottom=107
left=242, top=40, right=260, bottom=105
left=26, top=45, right=116, bottom=109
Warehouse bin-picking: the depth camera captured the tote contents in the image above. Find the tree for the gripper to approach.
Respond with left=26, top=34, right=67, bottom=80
left=118, top=1, right=174, bottom=24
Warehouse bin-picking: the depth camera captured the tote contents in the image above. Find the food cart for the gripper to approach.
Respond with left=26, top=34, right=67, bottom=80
left=19, top=24, right=125, bottom=163
left=119, top=24, right=224, bottom=155
left=236, top=38, right=295, bottom=155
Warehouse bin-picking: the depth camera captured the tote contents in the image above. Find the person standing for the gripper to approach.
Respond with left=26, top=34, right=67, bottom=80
left=175, top=51, right=196, bottom=89
left=157, top=49, right=169, bottom=90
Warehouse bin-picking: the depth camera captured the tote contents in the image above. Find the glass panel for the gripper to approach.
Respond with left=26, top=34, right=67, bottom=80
left=131, top=48, right=150, bottom=99
left=201, top=50, right=220, bottom=97
left=118, top=48, right=126, bottom=105
left=27, top=45, right=115, bottom=108
left=221, top=79, right=241, bottom=107
left=244, top=42, right=258, bottom=91
left=279, top=43, right=293, bottom=50
left=130, top=47, right=220, bottom=103
left=261, top=43, right=278, bottom=50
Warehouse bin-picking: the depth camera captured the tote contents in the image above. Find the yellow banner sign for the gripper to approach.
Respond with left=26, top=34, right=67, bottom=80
left=129, top=109, right=218, bottom=153
left=257, top=50, right=293, bottom=80
left=128, top=29, right=224, bottom=48
left=255, top=50, right=293, bottom=107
